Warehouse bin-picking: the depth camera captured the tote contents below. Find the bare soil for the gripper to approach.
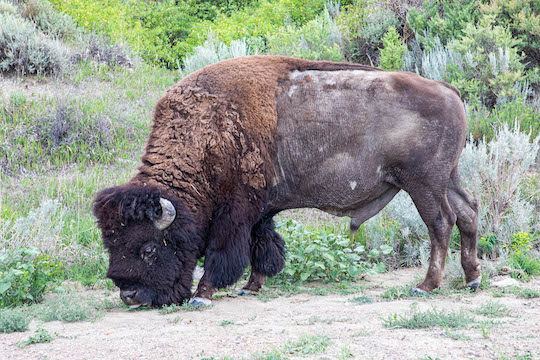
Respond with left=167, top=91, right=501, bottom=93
left=1, top=268, right=538, bottom=360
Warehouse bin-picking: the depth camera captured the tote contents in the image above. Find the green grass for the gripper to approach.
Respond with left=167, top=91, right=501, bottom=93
left=220, top=320, right=235, bottom=326
left=348, top=296, right=374, bottom=304
left=283, top=334, right=330, bottom=355
left=474, top=300, right=516, bottom=318
left=0, top=308, right=31, bottom=333
left=383, top=304, right=474, bottom=329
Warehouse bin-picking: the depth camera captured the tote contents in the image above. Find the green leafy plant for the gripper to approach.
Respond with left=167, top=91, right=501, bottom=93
left=17, top=325, right=55, bottom=348
left=0, top=247, right=63, bottom=307
left=275, top=220, right=389, bottom=284
left=379, top=25, right=405, bottom=71
left=505, top=232, right=540, bottom=279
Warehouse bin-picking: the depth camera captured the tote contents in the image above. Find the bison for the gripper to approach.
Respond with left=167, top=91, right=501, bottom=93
left=93, top=55, right=481, bottom=308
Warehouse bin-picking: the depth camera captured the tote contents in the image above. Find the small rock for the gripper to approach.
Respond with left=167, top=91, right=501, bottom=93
left=491, top=277, right=520, bottom=288
left=104, top=330, right=113, bottom=335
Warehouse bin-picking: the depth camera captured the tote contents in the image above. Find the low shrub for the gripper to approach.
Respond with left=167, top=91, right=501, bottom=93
left=0, top=12, right=70, bottom=74
left=73, top=33, right=133, bottom=67
left=402, top=35, right=463, bottom=81
left=337, top=0, right=375, bottom=63
left=0, top=246, right=63, bottom=307
left=0, top=1, right=16, bottom=15
left=267, top=7, right=344, bottom=61
left=23, top=0, right=79, bottom=41
left=0, top=98, right=129, bottom=174
left=0, top=308, right=31, bottom=333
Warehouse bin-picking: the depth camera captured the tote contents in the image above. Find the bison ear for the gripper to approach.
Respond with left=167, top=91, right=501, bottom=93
left=92, top=185, right=164, bottom=228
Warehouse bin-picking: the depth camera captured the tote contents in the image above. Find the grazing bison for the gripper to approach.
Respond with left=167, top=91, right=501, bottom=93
left=93, top=55, right=481, bottom=308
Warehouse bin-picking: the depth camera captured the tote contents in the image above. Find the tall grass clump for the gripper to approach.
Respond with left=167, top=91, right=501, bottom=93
left=0, top=11, right=70, bottom=74
left=179, top=32, right=256, bottom=77
left=384, top=304, right=473, bottom=329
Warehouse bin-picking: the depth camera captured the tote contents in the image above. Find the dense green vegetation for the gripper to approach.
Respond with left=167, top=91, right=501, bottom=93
left=0, top=0, right=538, bottom=320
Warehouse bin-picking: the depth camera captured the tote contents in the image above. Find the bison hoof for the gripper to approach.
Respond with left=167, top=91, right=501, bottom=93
left=409, top=288, right=429, bottom=296
left=188, top=297, right=212, bottom=307
left=238, top=289, right=252, bottom=296
left=467, top=276, right=482, bottom=292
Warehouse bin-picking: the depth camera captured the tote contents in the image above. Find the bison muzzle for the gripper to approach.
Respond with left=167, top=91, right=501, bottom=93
left=93, top=55, right=481, bottom=308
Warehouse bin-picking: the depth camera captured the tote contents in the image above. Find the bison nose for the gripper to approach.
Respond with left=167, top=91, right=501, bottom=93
left=120, top=290, right=137, bottom=303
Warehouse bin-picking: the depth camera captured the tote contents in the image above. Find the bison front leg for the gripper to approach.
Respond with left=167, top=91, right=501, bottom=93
left=239, top=215, right=285, bottom=295
left=190, top=271, right=216, bottom=306
left=190, top=201, right=252, bottom=305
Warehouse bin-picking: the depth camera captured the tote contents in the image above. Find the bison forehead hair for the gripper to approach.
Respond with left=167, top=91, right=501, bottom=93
left=93, top=184, right=202, bottom=306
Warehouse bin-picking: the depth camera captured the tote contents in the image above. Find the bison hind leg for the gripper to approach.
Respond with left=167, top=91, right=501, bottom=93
left=241, top=216, right=285, bottom=293
left=251, top=216, right=285, bottom=276
left=448, top=168, right=481, bottom=289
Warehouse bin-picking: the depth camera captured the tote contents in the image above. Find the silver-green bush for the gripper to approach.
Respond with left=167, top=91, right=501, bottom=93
left=267, top=7, right=343, bottom=61
left=459, top=125, right=539, bottom=254
left=179, top=32, right=256, bottom=78
left=0, top=308, right=31, bottom=333
left=0, top=12, right=69, bottom=74
left=33, top=0, right=78, bottom=40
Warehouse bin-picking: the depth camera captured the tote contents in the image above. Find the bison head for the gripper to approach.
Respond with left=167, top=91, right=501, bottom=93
left=93, top=185, right=201, bottom=308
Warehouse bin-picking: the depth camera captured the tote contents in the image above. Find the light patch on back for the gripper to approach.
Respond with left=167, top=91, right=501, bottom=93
left=288, top=85, right=297, bottom=97
left=350, top=181, right=357, bottom=190
left=289, top=69, right=393, bottom=91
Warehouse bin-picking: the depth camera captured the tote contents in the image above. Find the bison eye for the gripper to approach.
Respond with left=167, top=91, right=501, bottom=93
left=141, top=245, right=156, bottom=261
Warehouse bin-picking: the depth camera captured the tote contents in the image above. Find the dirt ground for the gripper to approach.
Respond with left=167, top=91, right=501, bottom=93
left=1, top=268, right=538, bottom=360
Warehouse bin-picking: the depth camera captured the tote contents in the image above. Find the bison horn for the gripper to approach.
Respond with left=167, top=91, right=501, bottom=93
left=154, top=198, right=176, bottom=230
